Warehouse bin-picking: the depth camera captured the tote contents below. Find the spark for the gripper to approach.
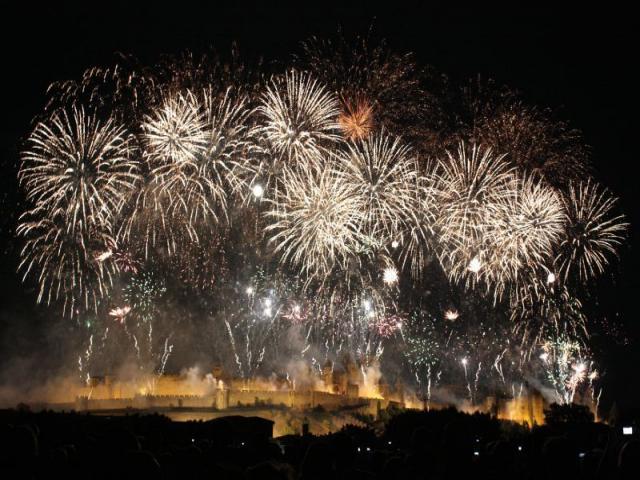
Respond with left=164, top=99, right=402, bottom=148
left=383, top=266, right=399, bottom=285
left=468, top=257, right=482, bottom=273
left=444, top=309, right=459, bottom=321
left=109, top=305, right=131, bottom=323
left=251, top=183, right=264, bottom=199
left=96, top=250, right=113, bottom=262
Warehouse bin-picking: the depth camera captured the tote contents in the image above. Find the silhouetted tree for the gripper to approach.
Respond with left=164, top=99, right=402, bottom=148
left=544, top=403, right=594, bottom=427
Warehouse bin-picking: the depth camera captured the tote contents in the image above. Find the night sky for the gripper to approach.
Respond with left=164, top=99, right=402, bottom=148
left=1, top=3, right=638, bottom=412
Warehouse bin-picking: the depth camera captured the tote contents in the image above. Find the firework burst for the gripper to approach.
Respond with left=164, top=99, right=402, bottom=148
left=433, top=142, right=515, bottom=290
left=490, top=176, right=565, bottom=294
left=265, top=163, right=363, bottom=278
left=18, top=107, right=139, bottom=315
left=338, top=96, right=374, bottom=140
left=337, top=132, right=420, bottom=245
left=17, top=214, right=118, bottom=315
left=19, top=107, right=139, bottom=234
left=539, top=336, right=597, bottom=404
left=257, top=70, right=340, bottom=166
left=556, top=180, right=627, bottom=283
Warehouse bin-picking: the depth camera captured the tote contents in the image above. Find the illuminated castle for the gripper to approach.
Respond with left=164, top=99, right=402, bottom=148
left=74, top=360, right=546, bottom=428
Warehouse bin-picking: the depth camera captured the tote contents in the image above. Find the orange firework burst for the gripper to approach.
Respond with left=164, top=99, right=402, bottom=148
left=338, top=97, right=374, bottom=140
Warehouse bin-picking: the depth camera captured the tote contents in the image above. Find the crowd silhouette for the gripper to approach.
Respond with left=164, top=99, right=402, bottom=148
left=1, top=404, right=637, bottom=479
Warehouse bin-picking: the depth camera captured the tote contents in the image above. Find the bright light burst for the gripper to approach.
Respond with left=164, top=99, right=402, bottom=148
left=265, top=164, right=362, bottom=278
left=109, top=305, right=131, bottom=323
left=444, top=309, right=459, bottom=321
left=18, top=107, right=139, bottom=315
left=433, top=142, right=515, bottom=289
left=338, top=96, right=374, bottom=140
left=382, top=266, right=399, bottom=285
left=257, top=69, right=340, bottom=165
left=337, top=132, right=419, bottom=244
left=556, top=180, right=627, bottom=283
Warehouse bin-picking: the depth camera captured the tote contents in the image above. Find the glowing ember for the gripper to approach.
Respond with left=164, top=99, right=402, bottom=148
left=108, top=306, right=131, bottom=323
left=383, top=267, right=399, bottom=285
left=444, top=309, right=459, bottom=321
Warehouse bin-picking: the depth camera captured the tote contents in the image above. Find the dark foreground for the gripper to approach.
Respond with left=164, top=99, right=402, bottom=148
left=1, top=405, right=638, bottom=479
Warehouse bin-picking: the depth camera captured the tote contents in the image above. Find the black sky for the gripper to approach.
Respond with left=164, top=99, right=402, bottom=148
left=1, top=2, right=638, bottom=412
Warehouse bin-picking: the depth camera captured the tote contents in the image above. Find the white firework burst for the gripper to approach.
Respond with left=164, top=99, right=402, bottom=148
left=19, top=107, right=139, bottom=234
left=17, top=211, right=118, bottom=316
left=337, top=132, right=420, bottom=249
left=556, top=180, right=627, bottom=282
left=18, top=107, right=139, bottom=315
left=265, top=162, right=363, bottom=278
left=257, top=69, right=340, bottom=166
left=127, top=89, right=253, bottom=255
left=433, top=142, right=515, bottom=288
left=490, top=175, right=565, bottom=294
left=142, top=90, right=207, bottom=165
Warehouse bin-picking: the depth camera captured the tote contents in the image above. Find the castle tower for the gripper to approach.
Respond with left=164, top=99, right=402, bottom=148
left=322, top=360, right=333, bottom=390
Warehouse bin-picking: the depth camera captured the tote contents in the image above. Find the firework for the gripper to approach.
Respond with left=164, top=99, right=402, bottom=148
left=124, top=88, right=254, bottom=256
left=338, top=96, right=374, bottom=140
left=433, top=142, right=515, bottom=290
left=265, top=163, right=363, bottom=278
left=382, top=266, right=399, bottom=285
left=257, top=69, right=340, bottom=166
left=15, top=40, right=629, bottom=410
left=539, top=336, right=598, bottom=404
left=463, top=83, right=592, bottom=187
left=19, top=107, right=139, bottom=234
left=18, top=107, right=139, bottom=315
left=556, top=180, right=627, bottom=283
left=141, top=89, right=224, bottom=223
left=142, top=90, right=207, bottom=165
left=402, top=311, right=444, bottom=406
left=200, top=87, right=256, bottom=195
left=124, top=271, right=167, bottom=319
left=337, top=132, right=420, bottom=245
left=109, top=305, right=131, bottom=323
left=298, top=34, right=441, bottom=147
left=511, top=277, right=588, bottom=357
left=45, top=55, right=158, bottom=122
left=490, top=175, right=565, bottom=294
left=444, top=309, right=459, bottom=321
left=17, top=214, right=117, bottom=315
